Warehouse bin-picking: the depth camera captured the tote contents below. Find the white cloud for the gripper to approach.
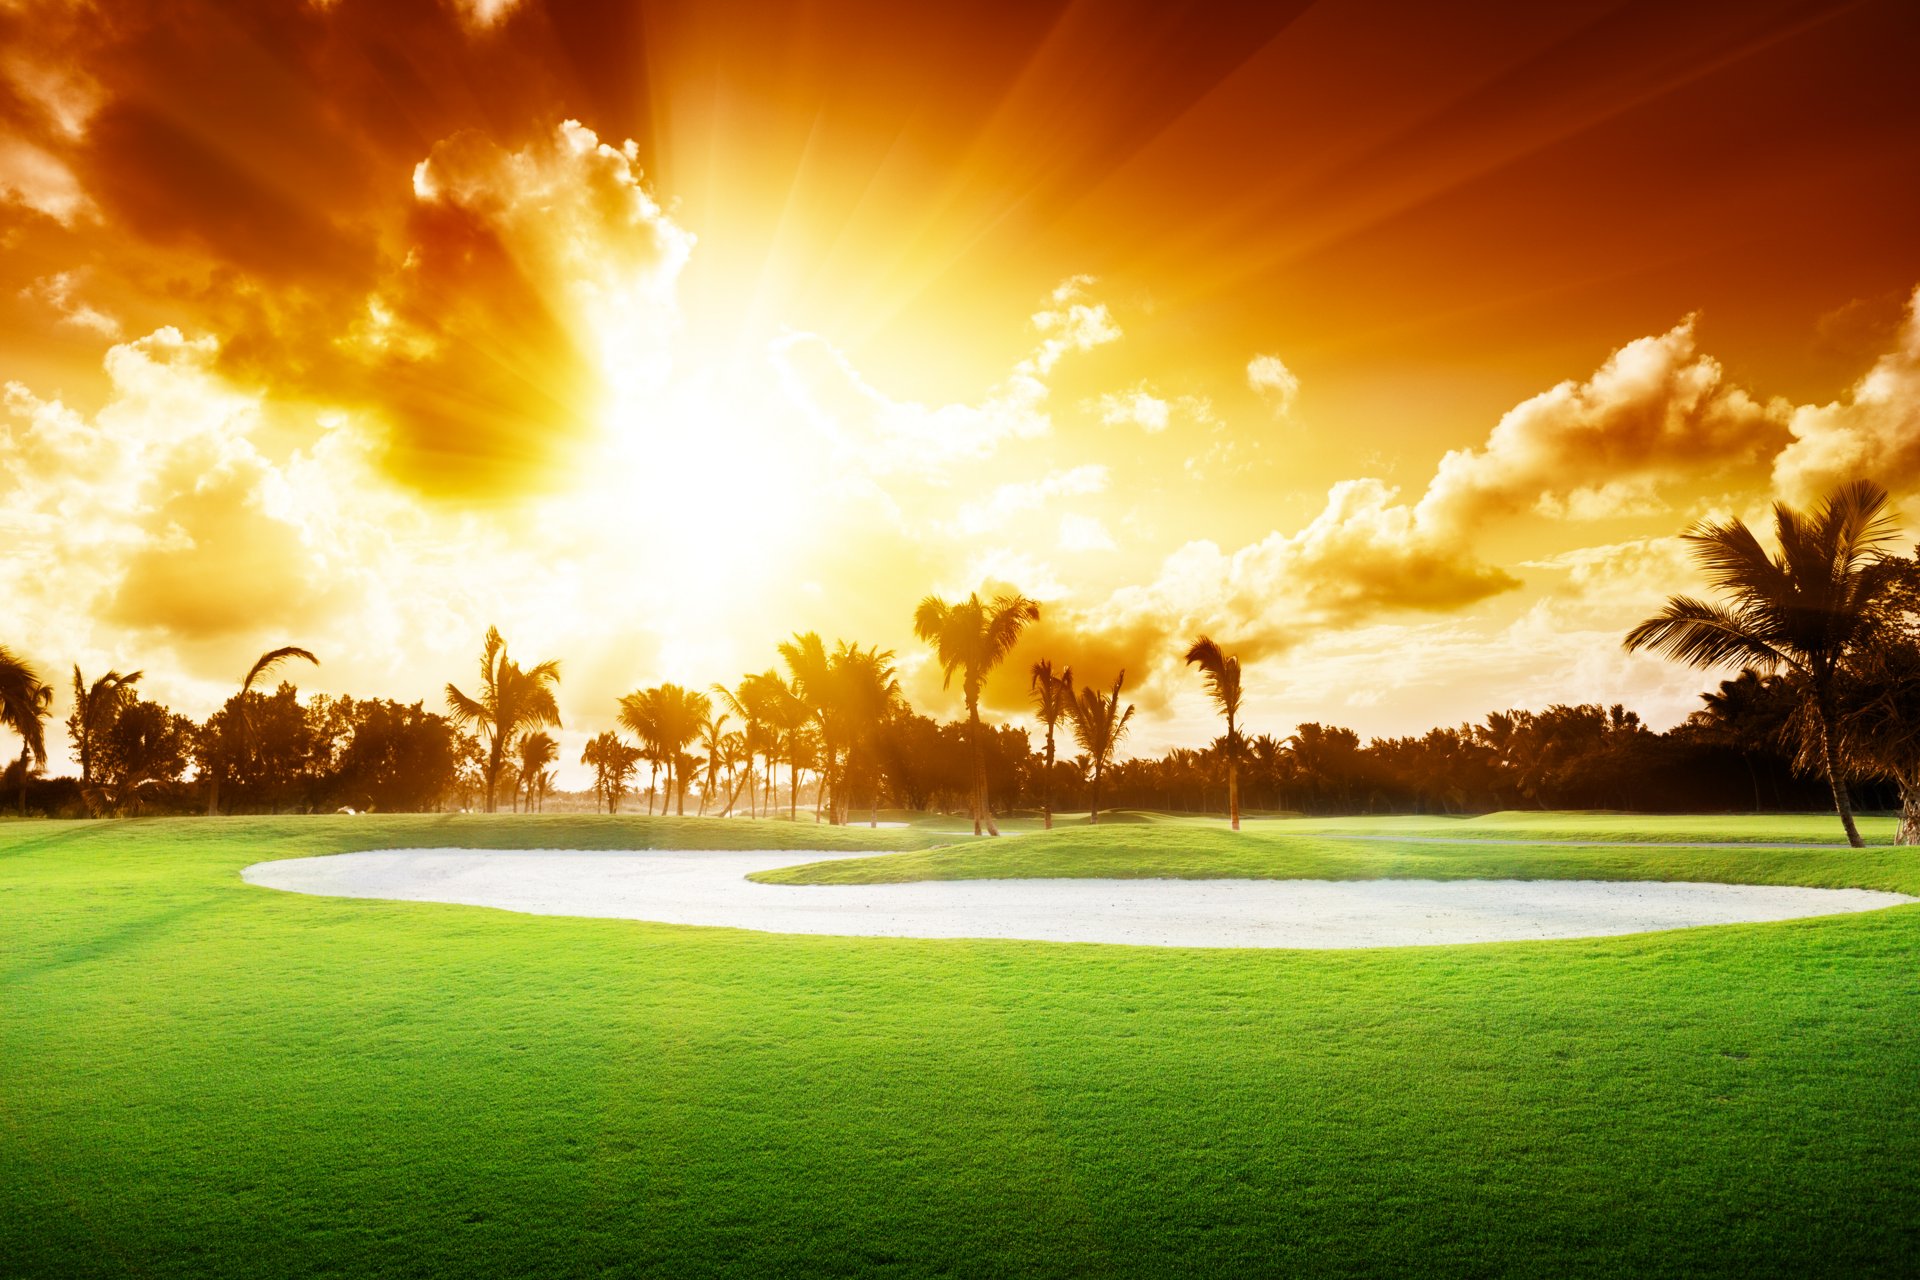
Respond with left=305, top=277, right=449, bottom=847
left=1773, top=284, right=1920, bottom=506
left=0, top=134, right=92, bottom=224
left=953, top=464, right=1108, bottom=535
left=1058, top=513, right=1116, bottom=552
left=1097, top=388, right=1170, bottom=432
left=21, top=270, right=120, bottom=336
left=771, top=278, right=1123, bottom=474
left=1415, top=318, right=1788, bottom=533
left=1247, top=353, right=1300, bottom=418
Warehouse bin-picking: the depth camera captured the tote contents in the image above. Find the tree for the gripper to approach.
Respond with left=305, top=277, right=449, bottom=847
left=1183, top=636, right=1245, bottom=831
left=93, top=696, right=194, bottom=815
left=697, top=711, right=730, bottom=815
left=912, top=591, right=1040, bottom=836
left=831, top=643, right=902, bottom=825
left=516, top=731, right=558, bottom=813
left=761, top=676, right=810, bottom=820
left=321, top=698, right=461, bottom=812
left=581, top=731, right=642, bottom=813
left=205, top=645, right=319, bottom=815
left=617, top=687, right=664, bottom=813
left=68, top=666, right=142, bottom=791
left=1624, top=480, right=1902, bottom=847
left=0, top=647, right=51, bottom=814
left=1029, top=659, right=1072, bottom=829
left=1066, top=670, right=1134, bottom=825
left=619, top=684, right=711, bottom=817
left=12, top=681, right=51, bottom=816
left=657, top=685, right=712, bottom=817
left=1827, top=559, right=1920, bottom=844
left=710, top=680, right=766, bottom=817
left=779, top=632, right=840, bottom=818
left=445, top=627, right=561, bottom=814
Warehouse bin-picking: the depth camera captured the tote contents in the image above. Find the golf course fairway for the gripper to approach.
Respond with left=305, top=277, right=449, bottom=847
left=4, top=813, right=1917, bottom=1277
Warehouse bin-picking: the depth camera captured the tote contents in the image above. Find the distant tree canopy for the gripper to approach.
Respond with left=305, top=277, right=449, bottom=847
left=8, top=541, right=1920, bottom=829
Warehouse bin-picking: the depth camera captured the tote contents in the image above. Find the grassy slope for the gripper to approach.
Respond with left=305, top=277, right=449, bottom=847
left=1, top=815, right=1916, bottom=1278
left=755, top=812, right=1918, bottom=891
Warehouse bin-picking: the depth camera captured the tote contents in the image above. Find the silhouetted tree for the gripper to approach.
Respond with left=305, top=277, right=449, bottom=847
left=1030, top=658, right=1072, bottom=830
left=1626, top=480, right=1902, bottom=847
left=446, top=627, right=560, bottom=814
left=1184, top=636, right=1244, bottom=830
left=913, top=591, right=1040, bottom=836
left=1066, top=670, right=1134, bottom=825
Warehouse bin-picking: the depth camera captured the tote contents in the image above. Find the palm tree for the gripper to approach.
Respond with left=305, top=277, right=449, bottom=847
left=658, top=685, right=712, bottom=816
left=832, top=643, right=902, bottom=825
left=516, top=731, right=558, bottom=813
left=710, top=681, right=764, bottom=817
left=1066, top=670, right=1134, bottom=825
left=582, top=731, right=642, bottom=813
left=717, top=730, right=748, bottom=815
left=68, top=666, right=142, bottom=789
left=445, top=627, right=561, bottom=814
left=697, top=711, right=730, bottom=815
left=2, top=652, right=52, bottom=816
left=779, top=632, right=840, bottom=817
left=1625, top=480, right=1902, bottom=847
left=206, top=645, right=319, bottom=815
left=616, top=687, right=665, bottom=814
left=762, top=677, right=811, bottom=820
left=1184, top=636, right=1245, bottom=831
left=913, top=591, right=1041, bottom=836
left=724, top=671, right=792, bottom=818
left=1029, top=659, right=1072, bottom=830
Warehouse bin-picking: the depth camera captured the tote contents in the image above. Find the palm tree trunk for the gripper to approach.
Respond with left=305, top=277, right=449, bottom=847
left=1898, top=783, right=1920, bottom=846
left=486, top=738, right=503, bottom=814
left=1042, top=727, right=1055, bottom=831
left=1817, top=701, right=1865, bottom=848
left=18, top=741, right=28, bottom=815
left=1090, top=763, right=1102, bottom=825
left=1229, top=759, right=1240, bottom=831
left=967, top=695, right=984, bottom=837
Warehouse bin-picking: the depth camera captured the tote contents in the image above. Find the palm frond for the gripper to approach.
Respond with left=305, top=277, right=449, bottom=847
left=243, top=645, right=319, bottom=695
left=1623, top=597, right=1795, bottom=673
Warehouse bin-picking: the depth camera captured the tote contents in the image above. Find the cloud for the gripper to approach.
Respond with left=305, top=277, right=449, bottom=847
left=20, top=269, right=119, bottom=335
left=1, top=328, right=355, bottom=685
left=1097, top=387, right=1170, bottom=432
left=986, top=477, right=1519, bottom=716
left=773, top=278, right=1123, bottom=474
left=357, top=120, right=695, bottom=493
left=1025, top=275, right=1121, bottom=376
left=1247, top=353, right=1299, bottom=417
left=1415, top=318, right=1789, bottom=533
left=1058, top=513, right=1116, bottom=552
left=0, top=134, right=91, bottom=224
left=1773, top=284, right=1920, bottom=505
left=953, top=465, right=1107, bottom=535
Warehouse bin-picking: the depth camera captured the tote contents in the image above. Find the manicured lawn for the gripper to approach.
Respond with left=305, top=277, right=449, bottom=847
left=3, top=814, right=1917, bottom=1277
left=757, top=811, right=1916, bottom=891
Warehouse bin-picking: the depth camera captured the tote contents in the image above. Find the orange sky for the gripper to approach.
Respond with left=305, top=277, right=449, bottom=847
left=5, top=0, right=1920, bottom=781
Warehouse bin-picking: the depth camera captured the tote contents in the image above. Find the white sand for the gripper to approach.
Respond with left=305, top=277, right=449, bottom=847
left=241, top=847, right=1916, bottom=949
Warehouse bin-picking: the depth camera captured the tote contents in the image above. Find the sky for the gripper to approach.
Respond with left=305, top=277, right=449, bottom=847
left=5, top=0, right=1920, bottom=785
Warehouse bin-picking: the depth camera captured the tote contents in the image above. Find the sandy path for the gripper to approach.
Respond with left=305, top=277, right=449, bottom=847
left=241, top=848, right=1915, bottom=949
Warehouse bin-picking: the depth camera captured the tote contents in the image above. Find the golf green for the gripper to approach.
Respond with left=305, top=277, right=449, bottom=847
left=3, top=814, right=1916, bottom=1277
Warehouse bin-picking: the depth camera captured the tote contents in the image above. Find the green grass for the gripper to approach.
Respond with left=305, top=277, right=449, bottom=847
left=755, top=811, right=1918, bottom=892
left=4, top=814, right=1918, bottom=1277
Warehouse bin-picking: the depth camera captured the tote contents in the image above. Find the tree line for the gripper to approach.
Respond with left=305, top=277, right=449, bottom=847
left=3, top=481, right=1916, bottom=841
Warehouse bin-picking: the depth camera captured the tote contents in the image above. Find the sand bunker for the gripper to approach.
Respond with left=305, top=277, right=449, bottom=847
left=241, top=848, right=1915, bottom=949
